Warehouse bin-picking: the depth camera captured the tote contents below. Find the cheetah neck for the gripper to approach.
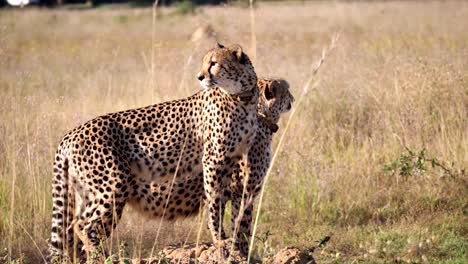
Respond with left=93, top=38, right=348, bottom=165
left=235, top=89, right=257, bottom=103
left=258, top=114, right=279, bottom=134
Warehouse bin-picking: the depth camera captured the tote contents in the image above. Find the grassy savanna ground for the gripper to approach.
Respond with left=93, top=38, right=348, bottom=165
left=0, top=1, right=467, bottom=263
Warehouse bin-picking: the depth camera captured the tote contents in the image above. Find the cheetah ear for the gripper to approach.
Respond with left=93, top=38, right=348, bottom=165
left=265, top=79, right=289, bottom=100
left=264, top=81, right=276, bottom=100
left=229, top=44, right=246, bottom=64
left=216, top=42, right=225, bottom=49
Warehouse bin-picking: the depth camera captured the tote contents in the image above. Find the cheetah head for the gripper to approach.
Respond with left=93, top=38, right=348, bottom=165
left=257, top=79, right=295, bottom=123
left=197, top=43, right=257, bottom=95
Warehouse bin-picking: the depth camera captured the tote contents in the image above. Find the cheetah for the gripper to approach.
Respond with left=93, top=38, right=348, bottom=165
left=230, top=79, right=294, bottom=253
left=48, top=43, right=258, bottom=262
left=130, top=78, right=294, bottom=254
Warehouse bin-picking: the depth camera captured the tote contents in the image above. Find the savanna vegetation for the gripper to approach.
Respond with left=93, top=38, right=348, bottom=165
left=0, top=1, right=466, bottom=263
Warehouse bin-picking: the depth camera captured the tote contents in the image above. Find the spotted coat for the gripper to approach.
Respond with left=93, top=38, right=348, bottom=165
left=48, top=44, right=258, bottom=263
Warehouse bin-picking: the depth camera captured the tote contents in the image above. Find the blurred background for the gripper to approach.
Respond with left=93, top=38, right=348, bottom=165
left=0, top=0, right=467, bottom=263
left=3, top=0, right=225, bottom=8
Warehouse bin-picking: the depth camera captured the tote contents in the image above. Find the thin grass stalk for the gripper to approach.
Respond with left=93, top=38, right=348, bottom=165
left=7, top=101, right=17, bottom=263
left=16, top=217, right=47, bottom=263
left=7, top=164, right=16, bottom=261
left=146, top=2, right=160, bottom=260
left=174, top=221, right=196, bottom=264
left=194, top=205, right=206, bottom=264
left=249, top=0, right=257, bottom=63
left=247, top=34, right=339, bottom=263
left=226, top=1, right=260, bottom=259
left=228, top=157, right=253, bottom=263
left=148, top=137, right=188, bottom=263
left=135, top=206, right=145, bottom=262
left=108, top=191, right=118, bottom=259
left=171, top=195, right=202, bottom=264
left=151, top=0, right=160, bottom=102
left=146, top=26, right=206, bottom=264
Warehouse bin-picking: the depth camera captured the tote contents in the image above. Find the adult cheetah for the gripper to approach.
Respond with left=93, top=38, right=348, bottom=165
left=129, top=78, right=294, bottom=255
left=48, top=43, right=258, bottom=262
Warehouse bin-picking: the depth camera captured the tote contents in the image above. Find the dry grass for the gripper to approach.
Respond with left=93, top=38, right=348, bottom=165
left=0, top=1, right=467, bottom=263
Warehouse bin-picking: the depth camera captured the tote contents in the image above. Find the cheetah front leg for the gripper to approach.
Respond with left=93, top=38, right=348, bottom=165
left=231, top=193, right=254, bottom=255
left=230, top=161, right=255, bottom=255
left=202, top=145, right=231, bottom=244
left=231, top=152, right=267, bottom=255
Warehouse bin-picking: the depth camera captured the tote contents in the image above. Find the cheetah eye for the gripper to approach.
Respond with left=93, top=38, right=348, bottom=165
left=210, top=61, right=217, bottom=66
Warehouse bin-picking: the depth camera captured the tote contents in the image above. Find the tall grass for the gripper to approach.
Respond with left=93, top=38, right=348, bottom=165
left=248, top=33, right=339, bottom=263
left=0, top=1, right=466, bottom=263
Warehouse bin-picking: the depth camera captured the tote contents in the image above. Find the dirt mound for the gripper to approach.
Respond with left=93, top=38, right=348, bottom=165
left=264, top=247, right=316, bottom=264
left=136, top=241, right=315, bottom=264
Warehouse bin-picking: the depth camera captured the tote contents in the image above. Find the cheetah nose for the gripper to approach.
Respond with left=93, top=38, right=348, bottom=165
left=197, top=74, right=205, bottom=81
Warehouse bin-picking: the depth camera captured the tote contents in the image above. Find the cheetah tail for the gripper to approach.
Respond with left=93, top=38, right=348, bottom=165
left=48, top=153, right=71, bottom=262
